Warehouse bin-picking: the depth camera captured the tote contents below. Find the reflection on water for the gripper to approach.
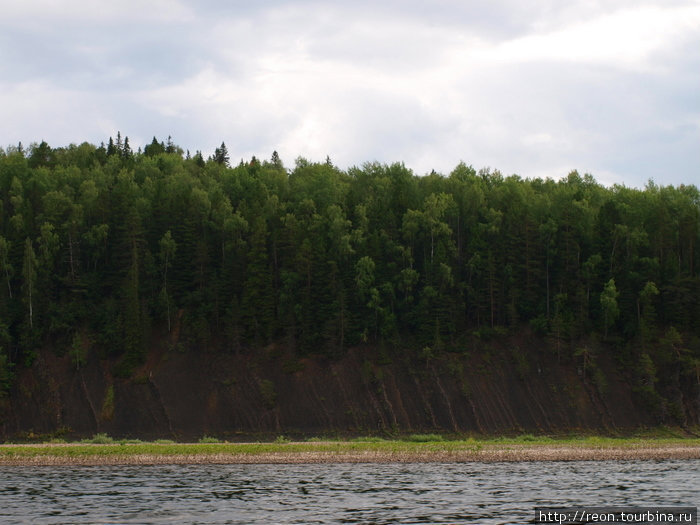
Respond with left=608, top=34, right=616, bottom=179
left=0, top=460, right=698, bottom=524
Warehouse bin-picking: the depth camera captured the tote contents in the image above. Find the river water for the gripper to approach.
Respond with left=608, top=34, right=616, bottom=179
left=1, top=460, right=697, bottom=524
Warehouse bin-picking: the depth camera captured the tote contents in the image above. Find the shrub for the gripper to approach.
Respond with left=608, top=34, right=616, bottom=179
left=82, top=433, right=114, bottom=444
left=101, top=385, right=115, bottom=421
left=259, top=379, right=277, bottom=409
left=406, top=433, right=444, bottom=442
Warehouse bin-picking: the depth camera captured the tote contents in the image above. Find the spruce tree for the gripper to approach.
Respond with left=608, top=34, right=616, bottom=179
left=213, top=142, right=230, bottom=166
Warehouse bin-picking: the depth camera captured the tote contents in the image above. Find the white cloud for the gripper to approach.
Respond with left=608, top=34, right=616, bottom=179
left=481, top=4, right=700, bottom=70
left=1, top=0, right=698, bottom=187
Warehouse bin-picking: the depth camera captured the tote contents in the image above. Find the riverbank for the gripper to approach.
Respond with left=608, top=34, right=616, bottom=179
left=2, top=438, right=699, bottom=466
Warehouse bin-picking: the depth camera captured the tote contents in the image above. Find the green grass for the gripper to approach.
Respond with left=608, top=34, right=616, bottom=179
left=0, top=441, right=473, bottom=459
left=1, top=435, right=698, bottom=461
left=405, top=433, right=444, bottom=442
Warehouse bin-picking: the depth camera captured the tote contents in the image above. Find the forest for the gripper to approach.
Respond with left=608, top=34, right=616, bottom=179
left=0, top=135, right=699, bottom=425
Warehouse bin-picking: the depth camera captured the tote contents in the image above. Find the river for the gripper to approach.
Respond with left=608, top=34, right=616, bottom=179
left=1, top=459, right=698, bottom=524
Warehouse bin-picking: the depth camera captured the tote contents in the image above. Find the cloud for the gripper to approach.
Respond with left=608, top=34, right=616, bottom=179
left=481, top=4, right=700, bottom=70
left=1, top=0, right=698, bottom=187
left=0, top=79, right=120, bottom=146
left=2, top=0, right=194, bottom=24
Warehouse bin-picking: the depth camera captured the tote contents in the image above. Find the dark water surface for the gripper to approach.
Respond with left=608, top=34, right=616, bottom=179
left=1, top=460, right=697, bottom=524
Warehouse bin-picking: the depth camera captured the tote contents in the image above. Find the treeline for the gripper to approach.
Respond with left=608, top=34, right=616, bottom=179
left=0, top=137, right=699, bottom=406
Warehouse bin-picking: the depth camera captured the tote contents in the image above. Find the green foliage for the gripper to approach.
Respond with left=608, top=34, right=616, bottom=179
left=513, top=433, right=537, bottom=442
left=198, top=436, right=220, bottom=443
left=281, top=358, right=305, bottom=374
left=0, top=352, right=13, bottom=397
left=101, top=385, right=115, bottom=421
left=406, top=433, right=444, bottom=442
left=591, top=367, right=608, bottom=396
left=81, top=433, right=114, bottom=444
left=69, top=331, right=89, bottom=370
left=639, top=281, right=660, bottom=349
left=0, top=137, right=697, bottom=425
left=241, top=218, right=275, bottom=343
left=158, top=230, right=176, bottom=332
left=258, top=379, right=277, bottom=409
left=529, top=314, right=549, bottom=336
left=420, top=345, right=434, bottom=362
left=21, top=238, right=37, bottom=330
left=511, top=345, right=529, bottom=380
left=633, top=384, right=664, bottom=417
left=600, top=278, right=619, bottom=337
left=212, top=142, right=230, bottom=166
left=638, top=352, right=658, bottom=385
left=574, top=345, right=596, bottom=380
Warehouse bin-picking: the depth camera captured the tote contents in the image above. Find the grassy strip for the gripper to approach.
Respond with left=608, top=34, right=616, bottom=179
left=0, top=441, right=475, bottom=458
left=1, top=437, right=699, bottom=461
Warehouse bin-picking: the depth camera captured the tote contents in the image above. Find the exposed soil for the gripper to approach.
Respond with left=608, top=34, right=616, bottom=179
left=1, top=331, right=697, bottom=441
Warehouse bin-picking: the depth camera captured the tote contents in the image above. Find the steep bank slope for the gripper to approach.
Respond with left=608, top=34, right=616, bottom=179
left=4, top=331, right=697, bottom=441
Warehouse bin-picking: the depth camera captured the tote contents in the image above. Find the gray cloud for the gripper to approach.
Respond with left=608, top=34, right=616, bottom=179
left=1, top=0, right=698, bottom=187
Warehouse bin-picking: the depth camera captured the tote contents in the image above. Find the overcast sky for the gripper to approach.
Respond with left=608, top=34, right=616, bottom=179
left=1, top=0, right=699, bottom=188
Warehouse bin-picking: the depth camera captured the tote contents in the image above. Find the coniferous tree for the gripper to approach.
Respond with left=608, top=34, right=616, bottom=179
left=271, top=150, right=283, bottom=169
left=193, top=151, right=205, bottom=168
left=0, top=236, right=13, bottom=299
left=122, top=136, right=132, bottom=159
left=106, top=137, right=116, bottom=157
left=241, top=217, right=275, bottom=343
left=213, top=142, right=230, bottom=166
left=159, top=230, right=176, bottom=332
left=115, top=131, right=123, bottom=154
left=144, top=137, right=165, bottom=157
left=0, top=135, right=698, bottom=420
left=27, top=141, right=53, bottom=168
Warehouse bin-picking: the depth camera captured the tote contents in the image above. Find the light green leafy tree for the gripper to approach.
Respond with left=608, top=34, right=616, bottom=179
left=22, top=238, right=37, bottom=329
left=159, top=230, right=177, bottom=332
left=600, top=278, right=619, bottom=338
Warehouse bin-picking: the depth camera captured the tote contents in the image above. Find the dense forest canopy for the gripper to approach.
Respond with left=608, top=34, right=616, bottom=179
left=0, top=136, right=699, bottom=411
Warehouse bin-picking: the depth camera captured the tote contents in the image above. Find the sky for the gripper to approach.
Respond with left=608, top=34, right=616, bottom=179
left=1, top=0, right=699, bottom=188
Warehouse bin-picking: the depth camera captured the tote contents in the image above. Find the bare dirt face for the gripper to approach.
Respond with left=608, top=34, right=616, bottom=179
left=4, top=336, right=673, bottom=442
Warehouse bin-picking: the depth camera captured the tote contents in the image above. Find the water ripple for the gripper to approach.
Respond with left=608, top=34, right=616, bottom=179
left=0, top=460, right=697, bottom=524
